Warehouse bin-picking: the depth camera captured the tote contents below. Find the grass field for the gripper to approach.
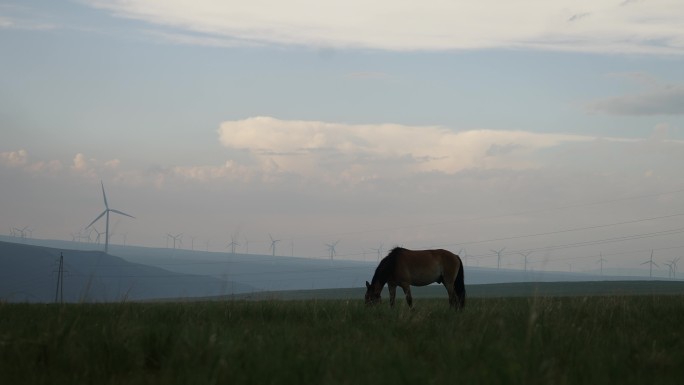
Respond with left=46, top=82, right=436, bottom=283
left=2, top=291, right=684, bottom=384
left=222, top=280, right=684, bottom=301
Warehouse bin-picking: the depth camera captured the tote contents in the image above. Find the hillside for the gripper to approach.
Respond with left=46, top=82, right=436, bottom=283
left=0, top=241, right=255, bottom=302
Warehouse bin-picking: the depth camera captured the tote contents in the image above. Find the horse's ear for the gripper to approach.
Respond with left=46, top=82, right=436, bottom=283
left=365, top=281, right=370, bottom=289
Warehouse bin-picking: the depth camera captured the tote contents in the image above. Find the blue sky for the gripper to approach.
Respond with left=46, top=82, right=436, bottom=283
left=2, top=0, right=684, bottom=273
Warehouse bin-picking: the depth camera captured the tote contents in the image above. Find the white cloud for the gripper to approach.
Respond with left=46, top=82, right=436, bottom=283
left=71, top=153, right=98, bottom=177
left=0, top=149, right=28, bottom=167
left=217, top=116, right=594, bottom=183
left=171, top=161, right=254, bottom=182
left=68, top=154, right=125, bottom=178
left=105, top=159, right=121, bottom=169
left=87, top=0, right=684, bottom=54
left=0, top=149, right=64, bottom=175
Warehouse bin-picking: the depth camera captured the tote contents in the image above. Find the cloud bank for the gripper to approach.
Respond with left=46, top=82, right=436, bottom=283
left=87, top=0, right=684, bottom=54
left=4, top=120, right=680, bottom=188
left=216, top=117, right=592, bottom=183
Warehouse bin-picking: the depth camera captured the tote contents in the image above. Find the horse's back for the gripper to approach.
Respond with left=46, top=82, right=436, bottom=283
left=395, top=249, right=460, bottom=286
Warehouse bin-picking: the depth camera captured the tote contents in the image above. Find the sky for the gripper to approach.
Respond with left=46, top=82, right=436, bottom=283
left=2, top=0, right=684, bottom=275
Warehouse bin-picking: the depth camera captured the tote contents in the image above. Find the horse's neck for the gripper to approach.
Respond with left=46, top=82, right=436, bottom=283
left=371, top=274, right=387, bottom=289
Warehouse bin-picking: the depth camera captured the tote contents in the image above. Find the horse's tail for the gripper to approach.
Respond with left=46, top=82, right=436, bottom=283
left=455, top=256, right=466, bottom=309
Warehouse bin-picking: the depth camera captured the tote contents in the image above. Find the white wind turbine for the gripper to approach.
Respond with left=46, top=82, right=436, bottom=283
left=13, top=226, right=28, bottom=239
left=371, top=243, right=384, bottom=262
left=269, top=234, right=280, bottom=256
left=91, top=228, right=104, bottom=244
left=670, top=257, right=681, bottom=279
left=327, top=240, right=339, bottom=261
left=227, top=235, right=240, bottom=254
left=641, top=250, right=659, bottom=279
left=86, top=181, right=135, bottom=253
left=167, top=233, right=183, bottom=249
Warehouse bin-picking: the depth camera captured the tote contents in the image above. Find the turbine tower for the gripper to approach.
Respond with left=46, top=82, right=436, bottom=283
left=86, top=181, right=134, bottom=253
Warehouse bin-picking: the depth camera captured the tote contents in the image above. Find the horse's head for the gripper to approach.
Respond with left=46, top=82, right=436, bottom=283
left=364, top=281, right=381, bottom=306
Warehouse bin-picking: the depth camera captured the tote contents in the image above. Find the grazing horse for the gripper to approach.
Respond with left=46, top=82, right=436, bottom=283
left=365, top=247, right=465, bottom=309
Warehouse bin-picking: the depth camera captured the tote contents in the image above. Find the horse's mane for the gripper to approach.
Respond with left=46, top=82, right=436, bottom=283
left=371, top=246, right=405, bottom=285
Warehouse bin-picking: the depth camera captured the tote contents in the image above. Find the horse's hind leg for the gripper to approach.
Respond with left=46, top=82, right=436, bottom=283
left=388, top=284, right=397, bottom=308
left=401, top=285, right=413, bottom=308
left=443, top=281, right=457, bottom=307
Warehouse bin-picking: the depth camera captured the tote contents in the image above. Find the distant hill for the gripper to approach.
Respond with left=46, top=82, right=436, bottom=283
left=0, top=241, right=256, bottom=302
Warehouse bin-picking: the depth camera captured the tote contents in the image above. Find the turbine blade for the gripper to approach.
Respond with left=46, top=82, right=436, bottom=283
left=87, top=210, right=107, bottom=228
left=110, top=209, right=135, bottom=219
left=101, top=181, right=109, bottom=209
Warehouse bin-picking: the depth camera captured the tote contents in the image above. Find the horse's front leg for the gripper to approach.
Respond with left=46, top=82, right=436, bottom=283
left=401, top=285, right=413, bottom=308
left=388, top=284, right=397, bottom=307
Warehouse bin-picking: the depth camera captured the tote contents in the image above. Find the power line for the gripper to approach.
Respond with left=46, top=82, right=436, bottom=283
left=430, top=212, right=684, bottom=250
left=283, top=186, right=684, bottom=243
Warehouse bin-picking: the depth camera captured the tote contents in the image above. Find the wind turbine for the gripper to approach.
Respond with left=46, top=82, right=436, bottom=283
left=86, top=181, right=135, bottom=253
left=669, top=257, right=681, bottom=279
left=597, top=253, right=607, bottom=276
left=491, top=247, right=506, bottom=269
left=167, top=233, right=183, bottom=249
left=371, top=244, right=383, bottom=262
left=519, top=251, right=533, bottom=272
left=91, top=228, right=104, bottom=244
left=227, top=236, right=240, bottom=254
left=269, top=234, right=280, bottom=256
left=641, top=250, right=659, bottom=279
left=13, top=226, right=28, bottom=239
left=327, top=241, right=339, bottom=260
left=665, top=261, right=674, bottom=279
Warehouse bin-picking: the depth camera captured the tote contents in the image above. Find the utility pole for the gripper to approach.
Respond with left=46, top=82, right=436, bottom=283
left=55, top=252, right=64, bottom=304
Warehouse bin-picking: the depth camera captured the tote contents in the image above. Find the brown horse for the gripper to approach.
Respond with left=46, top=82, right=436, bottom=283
left=365, top=247, right=465, bottom=309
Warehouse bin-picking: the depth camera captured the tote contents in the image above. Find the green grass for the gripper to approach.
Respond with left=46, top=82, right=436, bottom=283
left=220, top=280, right=684, bottom=301
left=2, top=296, right=684, bottom=384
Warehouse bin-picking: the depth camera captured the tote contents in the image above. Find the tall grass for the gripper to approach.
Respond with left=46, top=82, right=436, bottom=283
left=1, top=296, right=683, bottom=384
